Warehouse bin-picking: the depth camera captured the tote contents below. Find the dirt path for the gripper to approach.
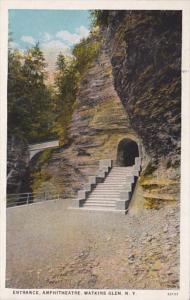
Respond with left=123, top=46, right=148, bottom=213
left=6, top=199, right=179, bottom=289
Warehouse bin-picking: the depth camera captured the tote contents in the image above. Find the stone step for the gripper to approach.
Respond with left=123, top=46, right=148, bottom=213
left=113, top=167, right=133, bottom=169
left=106, top=174, right=134, bottom=178
left=107, top=175, right=134, bottom=178
left=93, top=190, right=131, bottom=194
left=110, top=170, right=134, bottom=173
left=80, top=207, right=118, bottom=211
left=105, top=177, right=133, bottom=181
left=88, top=196, right=119, bottom=200
left=90, top=190, right=121, bottom=194
left=85, top=200, right=116, bottom=204
left=110, top=173, right=134, bottom=175
left=87, top=193, right=120, bottom=201
left=98, top=185, right=129, bottom=189
left=109, top=169, right=134, bottom=172
left=94, top=187, right=131, bottom=191
left=84, top=202, right=116, bottom=208
left=104, top=180, right=133, bottom=184
left=97, top=183, right=131, bottom=187
left=88, top=196, right=120, bottom=200
left=108, top=170, right=134, bottom=173
left=107, top=177, right=133, bottom=180
left=91, top=192, right=123, bottom=195
left=74, top=160, right=141, bottom=212
left=87, top=195, right=119, bottom=199
left=94, top=185, right=122, bottom=189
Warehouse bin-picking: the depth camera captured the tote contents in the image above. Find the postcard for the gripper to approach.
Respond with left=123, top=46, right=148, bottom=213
left=0, top=1, right=190, bottom=299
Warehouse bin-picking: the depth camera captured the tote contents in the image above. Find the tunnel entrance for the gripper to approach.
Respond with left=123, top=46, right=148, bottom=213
left=117, top=138, right=139, bottom=166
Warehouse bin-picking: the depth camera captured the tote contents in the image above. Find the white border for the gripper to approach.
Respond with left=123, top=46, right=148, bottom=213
left=0, top=1, right=190, bottom=300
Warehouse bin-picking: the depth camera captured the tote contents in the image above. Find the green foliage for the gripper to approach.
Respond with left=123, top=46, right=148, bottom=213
left=90, top=10, right=109, bottom=28
left=53, top=36, right=100, bottom=144
left=73, top=37, right=100, bottom=74
left=8, top=43, right=56, bottom=143
left=8, top=31, right=101, bottom=146
left=31, top=148, right=53, bottom=191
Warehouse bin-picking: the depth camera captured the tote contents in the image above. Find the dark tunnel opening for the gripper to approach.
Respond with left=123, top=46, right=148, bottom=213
left=117, top=138, right=139, bottom=166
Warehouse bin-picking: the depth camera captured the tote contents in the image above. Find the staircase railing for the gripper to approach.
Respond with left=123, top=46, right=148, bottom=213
left=117, top=157, right=142, bottom=210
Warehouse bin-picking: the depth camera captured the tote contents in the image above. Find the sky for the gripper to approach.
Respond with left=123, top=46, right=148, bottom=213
left=9, top=10, right=91, bottom=79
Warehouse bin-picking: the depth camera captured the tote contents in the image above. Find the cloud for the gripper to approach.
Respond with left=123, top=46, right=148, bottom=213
left=9, top=41, right=20, bottom=49
left=41, top=39, right=72, bottom=71
left=22, top=26, right=90, bottom=82
left=76, top=25, right=89, bottom=38
left=56, top=31, right=80, bottom=45
left=42, top=32, right=52, bottom=42
left=56, top=25, right=89, bottom=45
left=21, top=35, right=36, bottom=45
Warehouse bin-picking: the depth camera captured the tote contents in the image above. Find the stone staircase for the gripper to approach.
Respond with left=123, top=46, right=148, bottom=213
left=82, top=166, right=136, bottom=211
left=72, top=157, right=141, bottom=214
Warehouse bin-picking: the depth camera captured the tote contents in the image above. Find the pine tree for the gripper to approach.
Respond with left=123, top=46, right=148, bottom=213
left=8, top=42, right=56, bottom=143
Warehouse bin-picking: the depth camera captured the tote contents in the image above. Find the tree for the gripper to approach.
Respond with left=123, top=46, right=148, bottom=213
left=8, top=42, right=56, bottom=143
left=8, top=48, right=26, bottom=137
left=53, top=36, right=101, bottom=145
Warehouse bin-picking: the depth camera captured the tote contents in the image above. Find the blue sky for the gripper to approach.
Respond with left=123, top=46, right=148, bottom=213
left=9, top=10, right=91, bottom=74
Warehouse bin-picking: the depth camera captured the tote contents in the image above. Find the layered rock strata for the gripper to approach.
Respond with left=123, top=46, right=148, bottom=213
left=32, top=44, right=139, bottom=198
left=104, top=11, right=181, bottom=207
left=32, top=11, right=181, bottom=207
left=107, top=11, right=181, bottom=166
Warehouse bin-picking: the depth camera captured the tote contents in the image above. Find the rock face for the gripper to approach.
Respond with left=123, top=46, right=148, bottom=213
left=105, top=11, right=181, bottom=207
left=107, top=11, right=181, bottom=167
left=7, top=135, right=30, bottom=194
left=32, top=11, right=181, bottom=207
left=32, top=43, right=140, bottom=198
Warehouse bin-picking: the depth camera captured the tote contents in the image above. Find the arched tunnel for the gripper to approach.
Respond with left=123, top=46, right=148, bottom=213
left=117, top=138, right=139, bottom=166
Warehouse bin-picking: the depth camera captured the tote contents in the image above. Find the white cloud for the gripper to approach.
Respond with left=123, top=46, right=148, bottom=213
left=9, top=41, right=20, bottom=49
left=43, top=32, right=52, bottom=42
left=76, top=25, right=89, bottom=38
left=56, top=25, right=89, bottom=45
left=21, top=26, right=90, bottom=82
left=56, top=30, right=80, bottom=45
left=41, top=40, right=71, bottom=56
left=21, top=35, right=36, bottom=45
left=41, top=39, right=72, bottom=71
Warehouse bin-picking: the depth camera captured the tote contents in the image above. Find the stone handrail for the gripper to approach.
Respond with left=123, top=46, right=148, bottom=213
left=72, top=159, right=113, bottom=208
left=116, top=157, right=142, bottom=210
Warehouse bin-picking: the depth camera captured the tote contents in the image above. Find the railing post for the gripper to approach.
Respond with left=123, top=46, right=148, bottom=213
left=26, top=193, right=29, bottom=205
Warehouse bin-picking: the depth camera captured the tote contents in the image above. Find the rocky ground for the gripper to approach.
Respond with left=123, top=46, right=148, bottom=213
left=6, top=199, right=179, bottom=289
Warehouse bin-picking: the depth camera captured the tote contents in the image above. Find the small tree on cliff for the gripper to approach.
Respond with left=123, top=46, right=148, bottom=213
left=53, top=53, right=79, bottom=144
left=53, top=36, right=101, bottom=145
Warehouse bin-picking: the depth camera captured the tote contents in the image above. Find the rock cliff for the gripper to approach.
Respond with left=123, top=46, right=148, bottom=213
left=7, top=135, right=30, bottom=194
left=31, top=42, right=137, bottom=198
left=31, top=11, right=181, bottom=207
left=107, top=11, right=181, bottom=165
left=105, top=11, right=181, bottom=207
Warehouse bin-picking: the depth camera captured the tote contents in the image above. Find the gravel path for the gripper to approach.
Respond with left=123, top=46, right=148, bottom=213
left=6, top=199, right=179, bottom=289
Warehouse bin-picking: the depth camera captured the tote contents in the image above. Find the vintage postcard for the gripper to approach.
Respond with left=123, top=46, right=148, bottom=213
left=0, top=0, right=190, bottom=299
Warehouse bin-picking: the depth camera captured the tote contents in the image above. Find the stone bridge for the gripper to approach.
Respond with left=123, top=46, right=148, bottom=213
left=29, top=140, right=59, bottom=160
